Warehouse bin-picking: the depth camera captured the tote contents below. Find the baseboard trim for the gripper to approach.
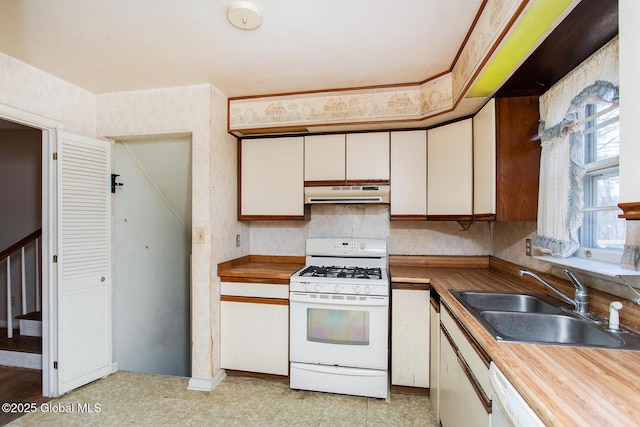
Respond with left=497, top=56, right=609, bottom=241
left=188, top=369, right=227, bottom=392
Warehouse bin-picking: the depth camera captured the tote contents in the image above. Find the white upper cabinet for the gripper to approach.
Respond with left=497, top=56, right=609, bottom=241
left=473, top=99, right=497, bottom=218
left=240, top=137, right=305, bottom=219
left=304, top=134, right=346, bottom=181
left=346, top=132, right=390, bottom=181
left=304, top=132, right=390, bottom=183
left=427, top=119, right=473, bottom=216
left=390, top=130, right=427, bottom=218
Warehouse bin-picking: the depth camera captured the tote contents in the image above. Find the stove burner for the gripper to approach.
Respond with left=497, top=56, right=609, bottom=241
left=299, top=265, right=382, bottom=280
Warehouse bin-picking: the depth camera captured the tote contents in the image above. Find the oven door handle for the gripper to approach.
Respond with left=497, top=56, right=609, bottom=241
left=289, top=292, right=388, bottom=306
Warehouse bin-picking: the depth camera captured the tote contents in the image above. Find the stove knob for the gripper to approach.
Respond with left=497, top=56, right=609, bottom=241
left=304, top=283, right=311, bottom=291
left=334, top=285, right=341, bottom=293
left=364, top=286, right=371, bottom=294
left=360, top=242, right=366, bottom=250
left=314, top=284, right=322, bottom=292
left=354, top=286, right=361, bottom=294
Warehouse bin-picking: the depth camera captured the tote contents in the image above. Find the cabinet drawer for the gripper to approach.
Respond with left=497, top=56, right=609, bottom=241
left=441, top=304, right=491, bottom=397
left=221, top=281, right=289, bottom=299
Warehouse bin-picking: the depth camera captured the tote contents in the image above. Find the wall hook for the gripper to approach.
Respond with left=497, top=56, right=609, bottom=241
left=111, top=174, right=124, bottom=193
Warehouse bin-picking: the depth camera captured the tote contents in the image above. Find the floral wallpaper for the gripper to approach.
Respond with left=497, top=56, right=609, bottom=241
left=230, top=74, right=452, bottom=132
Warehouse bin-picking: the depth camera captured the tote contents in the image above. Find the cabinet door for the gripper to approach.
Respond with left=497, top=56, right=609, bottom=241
left=495, top=96, right=540, bottom=221
left=439, top=329, right=490, bottom=427
left=346, top=132, right=390, bottom=181
left=220, top=300, right=289, bottom=375
left=304, top=134, right=346, bottom=182
left=473, top=99, right=496, bottom=218
left=240, top=137, right=304, bottom=218
left=427, top=119, right=473, bottom=216
left=391, top=288, right=430, bottom=387
left=390, top=130, right=427, bottom=219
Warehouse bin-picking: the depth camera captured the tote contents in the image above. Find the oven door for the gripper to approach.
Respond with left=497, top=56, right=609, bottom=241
left=289, top=291, right=389, bottom=370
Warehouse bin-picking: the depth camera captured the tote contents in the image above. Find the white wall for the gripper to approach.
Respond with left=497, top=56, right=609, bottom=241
left=0, top=52, right=96, bottom=136
left=113, top=140, right=191, bottom=376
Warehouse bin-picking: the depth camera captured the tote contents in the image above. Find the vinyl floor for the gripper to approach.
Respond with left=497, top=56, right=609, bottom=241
left=6, top=371, right=436, bottom=426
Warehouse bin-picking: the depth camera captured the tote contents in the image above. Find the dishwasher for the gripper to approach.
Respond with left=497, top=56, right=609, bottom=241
left=490, top=363, right=546, bottom=427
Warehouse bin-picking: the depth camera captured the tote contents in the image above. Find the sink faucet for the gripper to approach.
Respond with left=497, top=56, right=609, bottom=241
left=519, top=269, right=589, bottom=315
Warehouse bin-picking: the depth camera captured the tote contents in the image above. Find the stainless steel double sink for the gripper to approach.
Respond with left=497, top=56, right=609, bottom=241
left=450, top=290, right=640, bottom=350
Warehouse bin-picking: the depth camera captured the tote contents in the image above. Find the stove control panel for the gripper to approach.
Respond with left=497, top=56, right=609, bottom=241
left=334, top=241, right=358, bottom=251
left=306, top=238, right=387, bottom=257
left=290, top=280, right=388, bottom=296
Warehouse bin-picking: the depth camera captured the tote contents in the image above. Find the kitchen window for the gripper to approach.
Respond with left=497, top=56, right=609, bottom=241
left=576, top=102, right=625, bottom=263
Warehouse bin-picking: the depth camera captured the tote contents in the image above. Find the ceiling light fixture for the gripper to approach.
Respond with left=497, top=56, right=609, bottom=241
left=226, top=1, right=262, bottom=31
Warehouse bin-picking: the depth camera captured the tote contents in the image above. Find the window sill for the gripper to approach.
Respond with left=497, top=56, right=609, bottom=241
left=535, top=255, right=640, bottom=287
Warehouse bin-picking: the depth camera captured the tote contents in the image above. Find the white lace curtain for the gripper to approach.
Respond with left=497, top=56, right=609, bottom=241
left=535, top=37, right=619, bottom=258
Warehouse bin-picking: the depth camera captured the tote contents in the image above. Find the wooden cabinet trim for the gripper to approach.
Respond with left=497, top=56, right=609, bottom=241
left=238, top=208, right=310, bottom=221
left=473, top=213, right=497, bottom=221
left=441, top=324, right=492, bottom=414
left=390, top=214, right=428, bottom=221
left=221, top=277, right=291, bottom=285
left=392, top=282, right=430, bottom=291
left=221, top=295, right=289, bottom=306
left=619, top=202, right=640, bottom=220
left=442, top=302, right=491, bottom=368
left=304, top=179, right=391, bottom=187
left=426, top=214, right=474, bottom=222
left=430, top=297, right=440, bottom=313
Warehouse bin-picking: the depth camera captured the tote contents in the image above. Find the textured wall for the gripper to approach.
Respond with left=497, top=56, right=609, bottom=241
left=249, top=204, right=491, bottom=256
left=0, top=52, right=96, bottom=136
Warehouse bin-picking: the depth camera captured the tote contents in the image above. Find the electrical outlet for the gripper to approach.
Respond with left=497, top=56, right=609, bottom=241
left=194, top=228, right=205, bottom=244
left=236, top=234, right=241, bottom=247
left=11, top=296, right=15, bottom=307
left=525, top=238, right=532, bottom=256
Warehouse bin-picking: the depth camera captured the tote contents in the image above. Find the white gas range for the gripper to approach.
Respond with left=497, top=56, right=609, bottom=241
left=289, top=237, right=390, bottom=399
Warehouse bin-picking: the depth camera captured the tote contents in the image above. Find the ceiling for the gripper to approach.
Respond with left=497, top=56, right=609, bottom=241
left=0, top=0, right=483, bottom=98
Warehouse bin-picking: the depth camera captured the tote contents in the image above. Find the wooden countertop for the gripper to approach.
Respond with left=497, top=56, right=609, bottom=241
left=393, top=257, right=640, bottom=427
left=218, top=255, right=305, bottom=281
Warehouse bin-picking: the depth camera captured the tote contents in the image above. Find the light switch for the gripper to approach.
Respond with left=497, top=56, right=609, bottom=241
left=194, top=228, right=205, bottom=244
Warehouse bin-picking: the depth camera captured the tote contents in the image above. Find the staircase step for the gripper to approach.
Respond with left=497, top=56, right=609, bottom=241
left=15, top=312, right=42, bottom=337
left=15, top=311, right=41, bottom=321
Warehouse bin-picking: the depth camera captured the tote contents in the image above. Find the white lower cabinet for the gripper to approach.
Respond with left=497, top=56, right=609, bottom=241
left=439, top=304, right=491, bottom=427
left=220, top=281, right=289, bottom=376
left=391, top=287, right=430, bottom=387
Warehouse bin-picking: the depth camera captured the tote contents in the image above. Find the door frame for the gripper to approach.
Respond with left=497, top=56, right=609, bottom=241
left=0, top=103, right=62, bottom=397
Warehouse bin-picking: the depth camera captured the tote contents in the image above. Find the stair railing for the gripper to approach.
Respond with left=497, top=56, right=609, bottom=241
left=1, top=229, right=42, bottom=338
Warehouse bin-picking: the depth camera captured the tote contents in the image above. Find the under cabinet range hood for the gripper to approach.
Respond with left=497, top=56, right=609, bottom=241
left=304, top=185, right=390, bottom=204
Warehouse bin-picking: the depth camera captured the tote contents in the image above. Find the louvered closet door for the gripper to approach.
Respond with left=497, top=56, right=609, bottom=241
left=57, top=132, right=112, bottom=394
